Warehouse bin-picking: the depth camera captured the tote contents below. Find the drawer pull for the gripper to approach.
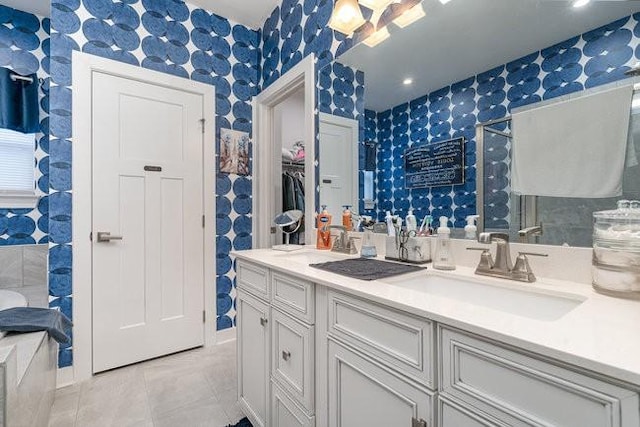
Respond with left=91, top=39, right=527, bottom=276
left=411, top=417, right=427, bottom=427
left=260, top=317, right=268, bottom=326
left=282, top=350, right=291, bottom=361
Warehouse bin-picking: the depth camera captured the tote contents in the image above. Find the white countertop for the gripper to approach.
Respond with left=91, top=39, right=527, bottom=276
left=233, top=248, right=640, bottom=386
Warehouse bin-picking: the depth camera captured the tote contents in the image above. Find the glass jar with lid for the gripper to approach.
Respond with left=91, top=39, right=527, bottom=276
left=592, top=200, right=640, bottom=298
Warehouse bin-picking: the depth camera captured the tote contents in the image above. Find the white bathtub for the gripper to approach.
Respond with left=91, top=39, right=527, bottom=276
left=0, top=290, right=28, bottom=339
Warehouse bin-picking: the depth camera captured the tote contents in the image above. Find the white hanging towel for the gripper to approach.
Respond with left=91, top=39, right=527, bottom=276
left=511, top=85, right=633, bottom=198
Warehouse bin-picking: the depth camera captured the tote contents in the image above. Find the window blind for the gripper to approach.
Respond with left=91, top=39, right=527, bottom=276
left=0, top=128, right=36, bottom=193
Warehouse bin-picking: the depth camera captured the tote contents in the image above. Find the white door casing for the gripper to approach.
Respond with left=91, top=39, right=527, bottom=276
left=253, top=54, right=316, bottom=248
left=91, top=72, right=204, bottom=372
left=318, top=113, right=359, bottom=221
left=72, top=51, right=215, bottom=382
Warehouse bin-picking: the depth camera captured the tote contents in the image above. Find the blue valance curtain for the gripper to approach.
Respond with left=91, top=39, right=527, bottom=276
left=0, top=67, right=39, bottom=134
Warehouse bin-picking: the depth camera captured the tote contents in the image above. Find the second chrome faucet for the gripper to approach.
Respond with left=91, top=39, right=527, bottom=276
left=470, top=232, right=547, bottom=283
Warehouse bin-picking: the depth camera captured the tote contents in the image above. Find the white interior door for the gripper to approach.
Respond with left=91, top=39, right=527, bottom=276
left=319, top=113, right=359, bottom=221
left=91, top=71, right=205, bottom=373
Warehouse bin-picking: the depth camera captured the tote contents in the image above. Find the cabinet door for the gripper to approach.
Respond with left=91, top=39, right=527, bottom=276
left=327, top=339, right=434, bottom=427
left=272, top=380, right=315, bottom=427
left=237, top=290, right=270, bottom=427
left=271, top=308, right=314, bottom=411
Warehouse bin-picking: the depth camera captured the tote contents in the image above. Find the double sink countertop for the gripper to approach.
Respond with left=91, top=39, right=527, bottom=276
left=233, top=248, right=640, bottom=387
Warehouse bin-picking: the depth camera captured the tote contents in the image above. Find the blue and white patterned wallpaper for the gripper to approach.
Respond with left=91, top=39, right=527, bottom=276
left=0, top=6, right=49, bottom=246
left=371, top=15, right=640, bottom=228
left=50, top=0, right=260, bottom=367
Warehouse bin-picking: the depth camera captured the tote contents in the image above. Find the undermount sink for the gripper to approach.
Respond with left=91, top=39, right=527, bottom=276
left=380, top=273, right=586, bottom=321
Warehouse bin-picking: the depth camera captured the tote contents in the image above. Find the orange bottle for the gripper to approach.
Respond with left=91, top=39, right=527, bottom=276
left=342, top=205, right=353, bottom=231
left=316, top=205, right=332, bottom=250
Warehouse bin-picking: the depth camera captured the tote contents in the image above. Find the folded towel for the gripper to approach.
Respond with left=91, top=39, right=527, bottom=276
left=511, top=85, right=633, bottom=198
left=0, top=307, right=72, bottom=344
left=0, top=68, right=40, bottom=134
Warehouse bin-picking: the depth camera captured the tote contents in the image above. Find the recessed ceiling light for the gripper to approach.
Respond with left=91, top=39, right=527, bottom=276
left=572, top=0, right=590, bottom=8
left=394, top=3, right=426, bottom=28
left=403, top=78, right=413, bottom=85
left=439, top=0, right=452, bottom=4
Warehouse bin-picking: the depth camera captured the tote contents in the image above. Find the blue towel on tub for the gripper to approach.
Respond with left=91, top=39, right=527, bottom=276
left=0, top=307, right=72, bottom=344
left=0, top=67, right=40, bottom=134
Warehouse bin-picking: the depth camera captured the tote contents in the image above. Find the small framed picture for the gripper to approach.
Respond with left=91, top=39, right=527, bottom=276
left=219, top=128, right=250, bottom=176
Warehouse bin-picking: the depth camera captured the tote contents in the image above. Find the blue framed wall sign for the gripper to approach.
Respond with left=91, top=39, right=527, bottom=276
left=404, top=137, right=465, bottom=189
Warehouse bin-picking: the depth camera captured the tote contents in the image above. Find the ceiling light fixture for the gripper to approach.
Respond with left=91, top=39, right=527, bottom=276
left=439, top=0, right=452, bottom=4
left=363, top=27, right=391, bottom=47
left=572, top=0, right=590, bottom=7
left=328, top=0, right=367, bottom=36
left=358, top=0, right=395, bottom=11
left=393, top=3, right=426, bottom=28
left=403, top=78, right=413, bottom=85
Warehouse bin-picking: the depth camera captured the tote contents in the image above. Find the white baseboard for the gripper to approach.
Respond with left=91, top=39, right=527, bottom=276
left=56, top=366, right=74, bottom=388
left=216, top=327, right=236, bottom=345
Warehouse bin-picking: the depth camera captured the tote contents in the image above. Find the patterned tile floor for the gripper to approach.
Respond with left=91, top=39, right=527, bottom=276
left=48, top=340, right=242, bottom=427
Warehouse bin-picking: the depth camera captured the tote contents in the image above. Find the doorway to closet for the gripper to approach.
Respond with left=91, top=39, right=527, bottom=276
left=274, top=88, right=307, bottom=245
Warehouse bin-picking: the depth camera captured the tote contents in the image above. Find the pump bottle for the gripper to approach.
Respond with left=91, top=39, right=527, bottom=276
left=433, top=216, right=456, bottom=270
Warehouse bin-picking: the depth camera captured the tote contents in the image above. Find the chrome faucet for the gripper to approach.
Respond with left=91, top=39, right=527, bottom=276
left=329, top=225, right=358, bottom=255
left=478, top=232, right=513, bottom=276
left=471, top=232, right=548, bottom=283
left=518, top=224, right=543, bottom=243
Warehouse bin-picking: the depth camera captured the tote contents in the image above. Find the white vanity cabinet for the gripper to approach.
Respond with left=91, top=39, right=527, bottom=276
left=236, top=260, right=316, bottom=427
left=236, top=257, right=640, bottom=427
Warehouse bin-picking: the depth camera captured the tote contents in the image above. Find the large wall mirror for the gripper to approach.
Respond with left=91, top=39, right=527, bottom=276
left=315, top=0, right=640, bottom=247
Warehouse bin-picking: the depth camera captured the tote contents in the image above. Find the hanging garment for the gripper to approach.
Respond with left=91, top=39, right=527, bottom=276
left=0, top=68, right=39, bottom=134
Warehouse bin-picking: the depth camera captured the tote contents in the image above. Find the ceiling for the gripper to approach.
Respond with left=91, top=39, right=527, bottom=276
left=1, top=0, right=49, bottom=17
left=186, top=0, right=279, bottom=29
left=1, top=0, right=280, bottom=29
left=339, top=0, right=640, bottom=112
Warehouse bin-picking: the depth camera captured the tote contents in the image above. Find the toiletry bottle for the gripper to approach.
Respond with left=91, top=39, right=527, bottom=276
left=464, top=215, right=480, bottom=240
left=433, top=216, right=456, bottom=270
left=342, top=205, right=353, bottom=231
left=386, top=211, right=396, bottom=237
left=316, top=205, right=333, bottom=250
left=406, top=208, right=417, bottom=233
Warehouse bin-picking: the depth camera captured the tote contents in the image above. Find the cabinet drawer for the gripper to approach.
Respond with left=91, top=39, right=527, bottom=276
left=271, top=272, right=315, bottom=323
left=327, top=290, right=435, bottom=388
left=327, top=339, right=434, bottom=427
left=438, top=397, right=508, bottom=427
left=237, top=260, right=269, bottom=300
left=271, top=380, right=315, bottom=427
left=439, top=326, right=640, bottom=427
left=272, top=308, right=315, bottom=412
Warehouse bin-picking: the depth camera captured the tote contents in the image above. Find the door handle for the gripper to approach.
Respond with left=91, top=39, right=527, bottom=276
left=96, top=232, right=124, bottom=243
left=282, top=350, right=291, bottom=361
left=260, top=317, right=268, bottom=326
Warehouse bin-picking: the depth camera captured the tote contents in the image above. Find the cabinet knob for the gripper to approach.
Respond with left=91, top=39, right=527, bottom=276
left=411, top=417, right=427, bottom=427
left=260, top=317, right=268, bottom=326
left=282, top=350, right=291, bottom=361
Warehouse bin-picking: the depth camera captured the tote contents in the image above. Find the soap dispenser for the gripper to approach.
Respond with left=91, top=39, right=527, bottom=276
left=406, top=209, right=417, bottom=233
left=464, top=215, right=479, bottom=240
left=433, top=216, right=456, bottom=270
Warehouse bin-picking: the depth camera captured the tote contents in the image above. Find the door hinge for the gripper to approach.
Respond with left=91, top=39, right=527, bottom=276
left=200, top=118, right=206, bottom=134
left=412, top=418, right=427, bottom=427
left=203, top=310, right=206, bottom=323
left=89, top=232, right=93, bottom=242
left=202, top=215, right=205, bottom=228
